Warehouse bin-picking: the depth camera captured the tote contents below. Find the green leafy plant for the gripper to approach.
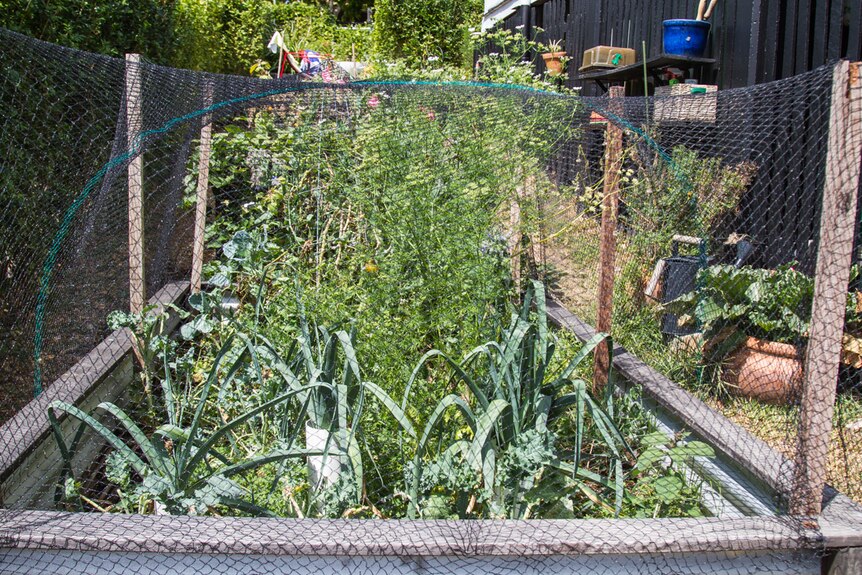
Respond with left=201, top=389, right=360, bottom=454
left=616, top=146, right=756, bottom=313
left=176, top=95, right=580, bottom=514
left=251, top=291, right=416, bottom=514
left=406, top=281, right=633, bottom=519
left=372, top=0, right=481, bottom=68
left=666, top=263, right=814, bottom=347
left=107, top=305, right=170, bottom=411
left=666, top=263, right=862, bottom=374
left=473, top=27, right=571, bottom=90
left=548, top=39, right=568, bottom=53
left=627, top=431, right=714, bottom=518
left=49, top=334, right=327, bottom=516
left=625, top=147, right=755, bottom=247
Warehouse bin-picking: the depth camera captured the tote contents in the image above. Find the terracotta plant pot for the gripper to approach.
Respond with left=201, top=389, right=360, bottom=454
left=542, top=52, right=566, bottom=76
left=722, top=337, right=803, bottom=404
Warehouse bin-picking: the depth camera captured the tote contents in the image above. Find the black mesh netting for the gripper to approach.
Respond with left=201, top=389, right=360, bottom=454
left=1, top=28, right=861, bottom=574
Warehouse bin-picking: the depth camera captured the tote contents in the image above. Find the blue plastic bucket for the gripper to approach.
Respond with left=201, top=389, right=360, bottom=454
left=663, top=19, right=711, bottom=57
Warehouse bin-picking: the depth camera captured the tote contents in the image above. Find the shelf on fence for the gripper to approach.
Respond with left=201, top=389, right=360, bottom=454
left=575, top=54, right=716, bottom=85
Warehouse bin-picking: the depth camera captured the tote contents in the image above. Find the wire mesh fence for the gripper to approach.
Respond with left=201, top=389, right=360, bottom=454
left=1, top=27, right=861, bottom=574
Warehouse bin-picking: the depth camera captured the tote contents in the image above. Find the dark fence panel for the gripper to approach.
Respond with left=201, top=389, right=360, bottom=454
left=500, top=0, right=861, bottom=268
left=510, top=0, right=862, bottom=92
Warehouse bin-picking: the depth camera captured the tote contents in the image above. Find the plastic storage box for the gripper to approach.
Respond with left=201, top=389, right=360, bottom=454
left=578, top=46, right=636, bottom=72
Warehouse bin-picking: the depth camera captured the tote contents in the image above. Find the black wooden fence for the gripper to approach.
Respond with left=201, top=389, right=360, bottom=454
left=500, top=0, right=862, bottom=270
left=502, top=0, right=862, bottom=93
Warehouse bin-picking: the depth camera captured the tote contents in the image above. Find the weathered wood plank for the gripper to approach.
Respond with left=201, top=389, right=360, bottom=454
left=848, top=0, right=862, bottom=63
left=545, top=297, right=794, bottom=495
left=746, top=0, right=763, bottom=86
left=546, top=297, right=862, bottom=546
left=819, top=485, right=862, bottom=548
left=810, top=0, right=829, bottom=69
left=793, top=61, right=862, bottom=516
left=190, top=82, right=214, bottom=294
left=125, top=53, right=145, bottom=314
left=825, top=546, right=862, bottom=575
left=0, top=282, right=189, bottom=490
left=593, top=85, right=624, bottom=390
left=793, top=0, right=811, bottom=77
left=826, top=0, right=844, bottom=61
left=0, top=548, right=820, bottom=575
left=0, top=510, right=822, bottom=556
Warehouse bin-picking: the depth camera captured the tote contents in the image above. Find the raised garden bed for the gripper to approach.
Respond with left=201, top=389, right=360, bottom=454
left=2, top=289, right=860, bottom=574
left=1, top=37, right=861, bottom=574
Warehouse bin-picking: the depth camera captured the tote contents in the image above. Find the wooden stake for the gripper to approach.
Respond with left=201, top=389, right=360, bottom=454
left=191, top=82, right=214, bottom=294
left=125, top=54, right=145, bottom=314
left=522, top=174, right=547, bottom=278
left=792, top=61, right=862, bottom=516
left=593, top=85, right=625, bottom=392
left=509, top=188, right=522, bottom=296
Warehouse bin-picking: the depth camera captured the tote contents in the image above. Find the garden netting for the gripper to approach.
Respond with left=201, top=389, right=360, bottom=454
left=1, top=27, right=861, bottom=573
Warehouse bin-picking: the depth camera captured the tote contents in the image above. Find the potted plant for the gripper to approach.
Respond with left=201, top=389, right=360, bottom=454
left=541, top=39, right=567, bottom=77
left=665, top=263, right=812, bottom=403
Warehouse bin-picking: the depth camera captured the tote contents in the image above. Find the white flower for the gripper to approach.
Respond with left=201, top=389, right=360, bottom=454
left=515, top=25, right=524, bottom=30
left=427, top=56, right=439, bottom=62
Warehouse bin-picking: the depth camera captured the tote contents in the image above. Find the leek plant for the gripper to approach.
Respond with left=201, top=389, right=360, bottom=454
left=252, top=293, right=416, bottom=513
left=49, top=334, right=328, bottom=516
left=406, top=281, right=633, bottom=518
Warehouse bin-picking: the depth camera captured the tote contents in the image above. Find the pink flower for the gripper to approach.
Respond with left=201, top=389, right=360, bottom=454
left=419, top=105, right=436, bottom=121
left=368, top=95, right=380, bottom=108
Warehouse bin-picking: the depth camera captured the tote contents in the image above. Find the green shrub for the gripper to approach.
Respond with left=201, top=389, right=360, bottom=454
left=0, top=0, right=370, bottom=74
left=0, top=0, right=181, bottom=63
left=372, top=0, right=481, bottom=68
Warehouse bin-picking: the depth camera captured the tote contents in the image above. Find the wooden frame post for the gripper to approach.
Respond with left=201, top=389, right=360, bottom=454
left=593, top=86, right=625, bottom=391
left=509, top=195, right=522, bottom=296
left=191, top=82, right=214, bottom=294
left=792, top=61, right=862, bottom=516
left=125, top=54, right=145, bottom=314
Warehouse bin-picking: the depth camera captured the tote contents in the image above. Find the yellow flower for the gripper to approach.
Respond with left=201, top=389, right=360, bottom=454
left=364, top=261, right=379, bottom=274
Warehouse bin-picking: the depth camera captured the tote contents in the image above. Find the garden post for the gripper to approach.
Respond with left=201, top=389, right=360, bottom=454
left=593, top=85, right=625, bottom=391
left=792, top=61, right=862, bottom=516
left=125, top=54, right=145, bottom=314
left=509, top=183, right=522, bottom=296
left=191, top=81, right=214, bottom=294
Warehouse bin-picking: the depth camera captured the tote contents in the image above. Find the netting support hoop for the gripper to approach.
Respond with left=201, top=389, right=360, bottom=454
left=793, top=60, right=862, bottom=516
